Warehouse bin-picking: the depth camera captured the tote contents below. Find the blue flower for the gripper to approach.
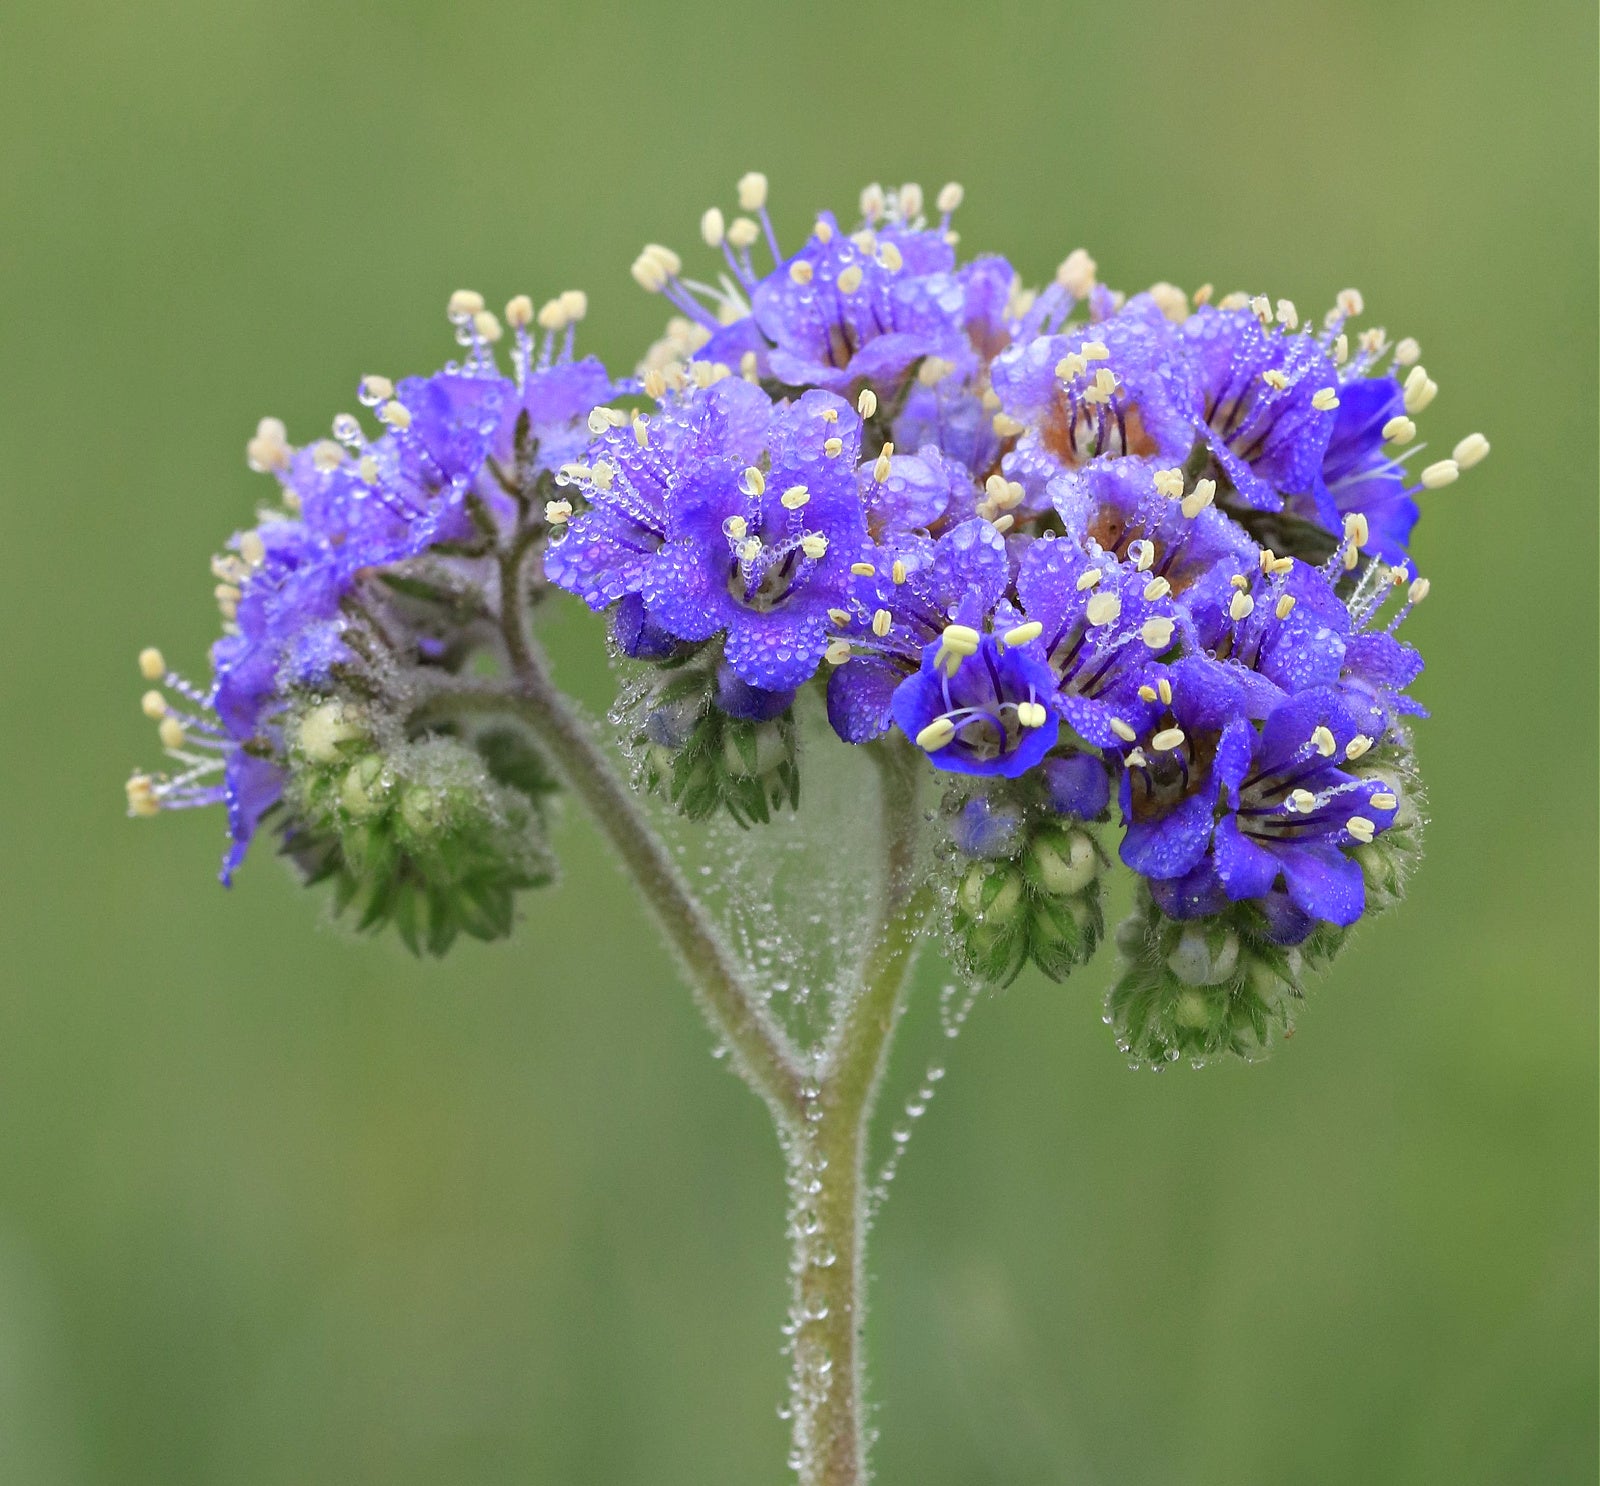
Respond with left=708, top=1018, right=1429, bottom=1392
left=892, top=631, right=1060, bottom=777
left=825, top=517, right=1010, bottom=743
left=1125, top=685, right=1402, bottom=940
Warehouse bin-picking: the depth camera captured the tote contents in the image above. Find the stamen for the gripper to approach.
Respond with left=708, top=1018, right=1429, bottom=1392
left=1275, top=594, right=1296, bottom=620
left=1403, top=365, right=1438, bottom=413
left=1311, top=387, right=1340, bottom=411
left=1152, top=467, right=1185, bottom=499
left=1452, top=433, right=1490, bottom=468
left=1310, top=726, right=1337, bottom=757
left=1345, top=734, right=1373, bottom=760
left=825, top=640, right=852, bottom=665
left=1143, top=577, right=1172, bottom=601
left=1151, top=727, right=1185, bottom=751
left=857, top=389, right=878, bottom=419
left=1016, top=702, right=1049, bottom=728
left=891, top=560, right=908, bottom=585
left=1075, top=569, right=1102, bottom=592
left=1003, top=621, right=1043, bottom=646
left=800, top=535, right=828, bottom=560
left=1394, top=337, right=1421, bottom=366
left=1140, top=617, right=1175, bottom=649
left=1383, top=415, right=1417, bottom=444
left=780, top=484, right=810, bottom=509
left=916, top=718, right=956, bottom=751
left=788, top=260, right=814, bottom=286
left=871, top=608, right=892, bottom=637
left=1228, top=591, right=1255, bottom=621
left=1157, top=678, right=1172, bottom=706
left=141, top=690, right=167, bottom=719
left=1056, top=249, right=1097, bottom=298
left=1180, top=480, right=1216, bottom=518
left=1085, top=592, right=1122, bottom=627
left=1420, top=459, right=1459, bottom=488
left=1109, top=718, right=1137, bottom=743
left=850, top=562, right=876, bottom=577
left=736, top=173, right=767, bottom=211
left=836, top=264, right=864, bottom=294
left=937, top=182, right=964, bottom=213
left=1346, top=816, right=1376, bottom=844
left=1371, top=792, right=1398, bottom=810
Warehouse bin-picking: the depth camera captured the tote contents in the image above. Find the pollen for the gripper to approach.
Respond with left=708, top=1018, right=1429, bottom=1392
left=897, top=182, right=924, bottom=219
left=505, top=294, right=534, bottom=328
left=1149, top=727, right=1185, bottom=752
left=992, top=412, right=1025, bottom=437
left=1262, top=368, right=1289, bottom=391
left=891, top=560, right=907, bottom=585
left=873, top=447, right=894, bottom=483
left=1286, top=788, right=1317, bottom=814
left=726, top=217, right=760, bottom=250
left=378, top=400, right=411, bottom=430
left=937, top=181, right=964, bottom=213
left=1157, top=677, right=1174, bottom=706
left=140, top=689, right=167, bottom=719
left=1153, top=467, right=1184, bottom=499
left=1394, top=337, right=1421, bottom=366
left=737, top=172, right=768, bottom=211
left=1408, top=577, right=1431, bottom=604
left=544, top=499, right=572, bottom=525
left=473, top=310, right=503, bottom=343
left=850, top=562, right=876, bottom=577
left=824, top=436, right=843, bottom=458
left=158, top=716, right=186, bottom=750
left=447, top=289, right=484, bottom=319
left=125, top=775, right=160, bottom=817
left=836, top=264, right=864, bottom=295
left=740, top=466, right=766, bottom=497
left=877, top=242, right=904, bottom=272
left=1371, top=792, right=1398, bottom=810
left=700, top=207, right=725, bottom=247
left=825, top=640, right=852, bottom=665
left=1180, top=479, right=1216, bottom=518
left=1275, top=298, right=1299, bottom=329
left=1138, top=684, right=1157, bottom=703
left=1148, top=282, right=1189, bottom=322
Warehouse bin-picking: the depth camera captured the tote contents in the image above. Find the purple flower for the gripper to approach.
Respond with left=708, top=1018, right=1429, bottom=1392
left=825, top=517, right=1010, bottom=743
left=632, top=389, right=869, bottom=691
left=1129, top=686, right=1401, bottom=939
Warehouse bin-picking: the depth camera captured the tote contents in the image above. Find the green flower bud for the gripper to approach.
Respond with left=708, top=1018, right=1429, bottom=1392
left=293, top=699, right=370, bottom=764
left=1025, top=827, right=1099, bottom=898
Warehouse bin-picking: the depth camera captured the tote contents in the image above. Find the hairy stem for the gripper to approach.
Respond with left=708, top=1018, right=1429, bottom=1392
left=789, top=740, right=932, bottom=1486
left=492, top=546, right=808, bottom=1128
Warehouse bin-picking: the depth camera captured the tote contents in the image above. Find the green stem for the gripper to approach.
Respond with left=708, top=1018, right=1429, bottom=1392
left=490, top=545, right=807, bottom=1128
left=789, top=740, right=932, bottom=1486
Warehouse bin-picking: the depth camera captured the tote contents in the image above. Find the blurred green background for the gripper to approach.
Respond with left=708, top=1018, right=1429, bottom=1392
left=2, top=0, right=1594, bottom=1481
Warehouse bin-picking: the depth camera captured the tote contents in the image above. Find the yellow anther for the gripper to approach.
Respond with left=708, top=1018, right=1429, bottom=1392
left=1403, top=365, right=1438, bottom=413
left=360, top=374, right=394, bottom=403
left=737, top=537, right=763, bottom=564
left=1003, top=621, right=1043, bottom=647
left=1420, top=459, right=1459, bottom=488
left=1333, top=333, right=1349, bottom=366
left=1138, top=684, right=1158, bottom=703
left=1109, top=717, right=1137, bottom=743
left=823, top=436, right=843, bottom=458
left=789, top=260, right=814, bottom=286
left=1311, top=387, right=1340, bottom=411
left=1056, top=352, right=1089, bottom=381
left=918, top=356, right=954, bottom=387
left=1124, top=747, right=1148, bottom=768
left=1408, top=577, right=1431, bottom=604
left=992, top=413, right=1025, bottom=437
left=1157, top=677, right=1173, bottom=706
left=1275, top=298, right=1299, bottom=330
left=700, top=207, right=726, bottom=247
left=1180, top=480, right=1216, bottom=518
left=937, top=181, right=964, bottom=213
left=736, top=171, right=768, bottom=211
left=1275, top=594, right=1296, bottom=620
left=877, top=241, right=903, bottom=272
left=1055, top=248, right=1096, bottom=298
left=378, top=400, right=411, bottom=430
left=859, top=182, right=886, bottom=221
left=1153, top=467, right=1185, bottom=499
left=857, top=389, right=878, bottom=419
left=1192, top=283, right=1214, bottom=306
left=1345, top=735, right=1373, bottom=760
left=631, top=411, right=649, bottom=447
left=1230, top=573, right=1251, bottom=592
left=724, top=515, right=748, bottom=540
left=1143, top=577, right=1172, bottom=601
left=1151, top=726, right=1186, bottom=752
left=891, top=560, right=907, bottom=585
left=1344, top=512, right=1370, bottom=548
left=125, top=774, right=160, bottom=817
left=1262, top=368, right=1289, bottom=391
left=537, top=297, right=569, bottom=332
left=1393, top=336, right=1421, bottom=366
left=1453, top=433, right=1490, bottom=468
left=1147, top=281, right=1189, bottom=323
left=1346, top=816, right=1376, bottom=844
left=158, top=716, right=186, bottom=750
left=1081, top=341, right=1110, bottom=361
left=992, top=514, right=1015, bottom=533
left=817, top=406, right=838, bottom=423
left=1131, top=540, right=1155, bottom=573
left=897, top=182, right=924, bottom=219
left=1310, top=726, right=1337, bottom=757
left=873, top=445, right=894, bottom=483
left=850, top=562, right=876, bottom=577
left=801, top=534, right=828, bottom=560
left=140, top=689, right=167, bottom=719
left=447, top=289, right=484, bottom=318
left=1075, top=568, right=1102, bottom=592
left=835, top=263, right=864, bottom=295
left=1337, top=288, right=1364, bottom=317
left=473, top=310, right=503, bottom=343
left=726, top=216, right=760, bottom=250
left=1015, top=701, right=1048, bottom=729
left=1229, top=591, right=1255, bottom=621
left=544, top=499, right=572, bottom=525
left=630, top=254, right=668, bottom=293
left=1383, top=414, right=1417, bottom=444
left=1085, top=592, right=1122, bottom=627
left=505, top=294, right=534, bottom=329
left=940, top=623, right=980, bottom=654
left=1250, top=295, right=1273, bottom=325
left=871, top=608, right=892, bottom=637
left=1371, top=792, right=1398, bottom=811
left=827, top=608, right=851, bottom=626
left=780, top=483, right=810, bottom=510
left=1140, top=617, right=1175, bottom=650
left=739, top=466, right=766, bottom=497
left=138, top=648, right=166, bottom=681
left=825, top=639, right=852, bottom=666
left=916, top=717, right=956, bottom=752
left=1286, top=788, right=1317, bottom=814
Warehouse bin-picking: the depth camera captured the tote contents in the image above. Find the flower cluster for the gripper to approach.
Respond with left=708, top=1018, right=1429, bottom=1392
left=130, top=173, right=1481, bottom=1013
